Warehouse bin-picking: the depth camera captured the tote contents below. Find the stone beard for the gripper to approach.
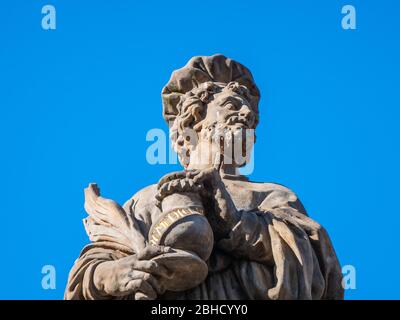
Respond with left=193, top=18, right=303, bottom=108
left=65, top=54, right=344, bottom=300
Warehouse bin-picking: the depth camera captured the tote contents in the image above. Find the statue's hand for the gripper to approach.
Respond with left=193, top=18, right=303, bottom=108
left=190, top=166, right=240, bottom=239
left=93, top=245, right=172, bottom=300
left=155, top=170, right=206, bottom=207
left=155, top=168, right=224, bottom=206
left=156, top=166, right=239, bottom=240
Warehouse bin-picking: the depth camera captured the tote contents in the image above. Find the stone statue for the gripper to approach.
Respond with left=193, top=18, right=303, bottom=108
left=65, top=54, right=344, bottom=300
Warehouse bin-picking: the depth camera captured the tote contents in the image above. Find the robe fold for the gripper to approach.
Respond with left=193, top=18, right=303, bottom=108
left=65, top=180, right=343, bottom=300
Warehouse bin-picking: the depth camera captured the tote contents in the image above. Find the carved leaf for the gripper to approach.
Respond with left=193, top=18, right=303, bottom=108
left=83, top=183, right=139, bottom=253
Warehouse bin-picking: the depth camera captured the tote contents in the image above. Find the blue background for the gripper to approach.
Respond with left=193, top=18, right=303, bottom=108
left=1, top=0, right=399, bottom=299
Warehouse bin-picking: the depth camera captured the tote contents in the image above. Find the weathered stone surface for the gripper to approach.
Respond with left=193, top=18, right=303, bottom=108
left=65, top=54, right=344, bottom=300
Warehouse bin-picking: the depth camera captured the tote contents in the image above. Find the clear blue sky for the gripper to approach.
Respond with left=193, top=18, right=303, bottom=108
left=1, top=0, right=399, bottom=299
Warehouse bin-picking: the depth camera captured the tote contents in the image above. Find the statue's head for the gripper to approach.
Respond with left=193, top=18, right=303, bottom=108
left=162, top=55, right=260, bottom=170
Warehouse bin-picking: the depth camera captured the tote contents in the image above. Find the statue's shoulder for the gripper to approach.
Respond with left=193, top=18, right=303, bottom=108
left=248, top=181, right=297, bottom=201
left=123, top=183, right=159, bottom=213
left=243, top=179, right=307, bottom=215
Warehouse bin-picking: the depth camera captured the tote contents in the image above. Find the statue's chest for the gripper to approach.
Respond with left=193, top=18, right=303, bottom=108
left=224, top=182, right=266, bottom=211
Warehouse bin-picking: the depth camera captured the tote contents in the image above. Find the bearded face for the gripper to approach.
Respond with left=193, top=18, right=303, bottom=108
left=198, top=89, right=257, bottom=167
left=171, top=82, right=259, bottom=169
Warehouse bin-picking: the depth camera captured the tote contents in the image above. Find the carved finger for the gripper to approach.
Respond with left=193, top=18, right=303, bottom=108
left=170, top=179, right=181, bottom=190
left=157, top=182, right=174, bottom=200
left=156, top=184, right=169, bottom=201
left=157, top=171, right=187, bottom=189
left=126, top=278, right=157, bottom=300
left=137, top=280, right=157, bottom=300
left=180, top=178, right=188, bottom=189
left=132, top=260, right=170, bottom=279
left=192, top=170, right=209, bottom=184
left=124, top=278, right=140, bottom=293
left=143, top=273, right=165, bottom=295
left=137, top=245, right=173, bottom=260
left=184, top=169, right=201, bottom=179
left=132, top=259, right=158, bottom=272
left=134, top=292, right=151, bottom=300
left=159, top=179, right=187, bottom=198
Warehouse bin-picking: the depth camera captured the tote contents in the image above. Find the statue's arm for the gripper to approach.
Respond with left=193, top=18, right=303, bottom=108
left=65, top=185, right=168, bottom=300
left=215, top=189, right=306, bottom=263
left=64, top=243, right=171, bottom=300
left=216, top=192, right=344, bottom=299
left=216, top=209, right=274, bottom=263
left=64, top=244, right=128, bottom=300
